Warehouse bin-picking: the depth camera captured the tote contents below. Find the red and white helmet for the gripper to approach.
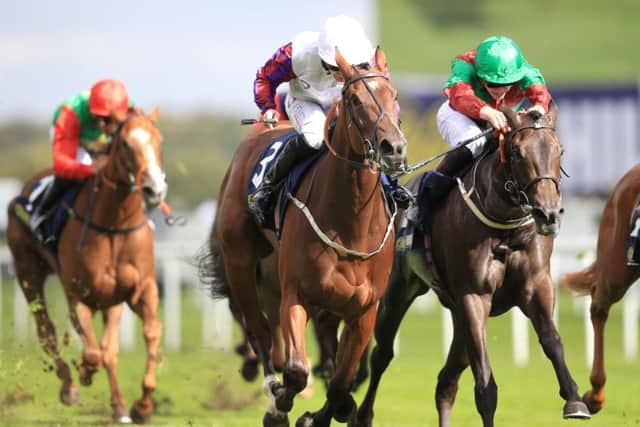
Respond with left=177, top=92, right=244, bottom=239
left=89, top=79, right=129, bottom=121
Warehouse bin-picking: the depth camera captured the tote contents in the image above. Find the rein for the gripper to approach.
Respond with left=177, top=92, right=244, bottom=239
left=501, top=122, right=560, bottom=209
left=289, top=68, right=400, bottom=259
left=323, top=70, right=400, bottom=172
left=458, top=120, right=560, bottom=229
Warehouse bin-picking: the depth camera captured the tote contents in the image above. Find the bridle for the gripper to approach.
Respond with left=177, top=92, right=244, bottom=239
left=99, top=118, right=153, bottom=193
left=324, top=67, right=401, bottom=172
left=500, top=121, right=561, bottom=211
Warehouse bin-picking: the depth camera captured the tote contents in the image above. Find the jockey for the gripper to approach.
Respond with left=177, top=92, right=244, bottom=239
left=30, top=78, right=133, bottom=231
left=249, top=15, right=411, bottom=226
left=435, top=35, right=552, bottom=176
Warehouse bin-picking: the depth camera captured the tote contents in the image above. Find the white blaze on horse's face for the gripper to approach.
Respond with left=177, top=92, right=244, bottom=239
left=128, top=127, right=168, bottom=208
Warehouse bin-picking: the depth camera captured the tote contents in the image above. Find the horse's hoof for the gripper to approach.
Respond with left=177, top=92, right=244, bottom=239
left=263, top=411, right=290, bottom=427
left=274, top=387, right=295, bottom=413
left=59, top=385, right=80, bottom=405
left=563, top=400, right=591, bottom=419
left=241, top=359, right=259, bottom=381
left=130, top=403, right=152, bottom=424
left=114, top=415, right=133, bottom=424
left=113, top=405, right=132, bottom=424
left=581, top=391, right=603, bottom=415
left=295, top=412, right=315, bottom=427
left=334, top=394, right=356, bottom=423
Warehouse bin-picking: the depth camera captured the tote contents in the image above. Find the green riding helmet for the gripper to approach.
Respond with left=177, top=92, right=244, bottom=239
left=475, top=36, right=524, bottom=84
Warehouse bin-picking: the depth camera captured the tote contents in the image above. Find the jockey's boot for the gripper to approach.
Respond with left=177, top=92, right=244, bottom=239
left=30, top=177, right=73, bottom=234
left=436, top=146, right=474, bottom=177
left=249, top=134, right=316, bottom=226
left=381, top=173, right=414, bottom=210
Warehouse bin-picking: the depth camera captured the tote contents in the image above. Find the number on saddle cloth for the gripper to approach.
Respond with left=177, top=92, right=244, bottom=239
left=246, top=132, right=321, bottom=233
left=626, top=203, right=640, bottom=265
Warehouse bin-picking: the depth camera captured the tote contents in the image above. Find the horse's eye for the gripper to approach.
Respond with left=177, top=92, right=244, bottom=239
left=350, top=95, right=362, bottom=107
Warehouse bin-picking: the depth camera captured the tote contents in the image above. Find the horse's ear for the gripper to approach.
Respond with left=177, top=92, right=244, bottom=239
left=502, top=105, right=522, bottom=129
left=374, top=46, right=388, bottom=74
left=546, top=100, right=558, bottom=128
left=147, top=106, right=161, bottom=123
left=335, top=47, right=355, bottom=81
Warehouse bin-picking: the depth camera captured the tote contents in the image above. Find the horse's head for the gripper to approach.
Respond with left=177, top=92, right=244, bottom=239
left=502, top=101, right=563, bottom=235
left=335, top=46, right=407, bottom=173
left=108, top=107, right=168, bottom=208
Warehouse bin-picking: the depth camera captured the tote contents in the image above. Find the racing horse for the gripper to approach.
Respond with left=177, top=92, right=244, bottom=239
left=202, top=46, right=406, bottom=426
left=562, top=163, right=640, bottom=414
left=6, top=108, right=167, bottom=424
left=353, top=103, right=591, bottom=427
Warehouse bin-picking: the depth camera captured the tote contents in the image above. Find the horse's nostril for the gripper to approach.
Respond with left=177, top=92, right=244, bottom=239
left=142, top=187, right=154, bottom=197
left=379, top=139, right=394, bottom=156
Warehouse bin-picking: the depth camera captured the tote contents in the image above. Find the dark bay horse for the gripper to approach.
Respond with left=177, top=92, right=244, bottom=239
left=202, top=46, right=406, bottom=426
left=562, top=163, right=640, bottom=414
left=353, top=104, right=591, bottom=427
left=6, top=108, right=167, bottom=424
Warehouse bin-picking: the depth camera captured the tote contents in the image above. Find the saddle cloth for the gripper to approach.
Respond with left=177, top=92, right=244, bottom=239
left=13, top=175, right=84, bottom=251
left=246, top=132, right=324, bottom=234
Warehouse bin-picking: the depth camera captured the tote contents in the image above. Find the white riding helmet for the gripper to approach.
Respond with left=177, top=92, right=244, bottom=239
left=317, top=15, right=375, bottom=68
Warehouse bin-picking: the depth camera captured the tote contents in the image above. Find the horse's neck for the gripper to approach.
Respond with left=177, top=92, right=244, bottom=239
left=320, top=119, right=384, bottom=234
left=88, top=166, right=145, bottom=227
left=474, top=153, right=528, bottom=222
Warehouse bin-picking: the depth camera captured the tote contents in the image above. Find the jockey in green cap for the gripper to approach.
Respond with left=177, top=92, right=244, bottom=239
left=435, top=35, right=552, bottom=177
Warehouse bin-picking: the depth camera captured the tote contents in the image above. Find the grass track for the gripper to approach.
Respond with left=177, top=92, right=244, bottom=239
left=2, top=281, right=640, bottom=426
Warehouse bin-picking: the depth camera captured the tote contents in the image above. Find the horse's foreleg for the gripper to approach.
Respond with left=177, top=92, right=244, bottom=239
left=100, top=304, right=130, bottom=423
left=461, top=293, right=496, bottom=427
left=525, top=279, right=590, bottom=419
left=15, top=270, right=79, bottom=405
left=355, top=275, right=424, bottom=427
left=129, top=281, right=162, bottom=424
left=311, top=309, right=340, bottom=387
left=69, top=302, right=102, bottom=386
left=435, top=313, right=469, bottom=427
left=274, top=291, right=310, bottom=413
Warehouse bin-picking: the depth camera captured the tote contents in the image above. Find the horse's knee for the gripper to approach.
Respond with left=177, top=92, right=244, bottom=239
left=283, top=360, right=308, bottom=393
left=370, top=343, right=394, bottom=369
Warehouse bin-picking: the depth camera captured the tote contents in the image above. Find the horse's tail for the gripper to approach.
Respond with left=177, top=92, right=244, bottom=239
left=560, top=262, right=598, bottom=296
left=196, top=232, right=230, bottom=299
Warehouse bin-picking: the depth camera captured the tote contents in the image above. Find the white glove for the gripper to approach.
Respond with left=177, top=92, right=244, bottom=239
left=263, top=109, right=279, bottom=128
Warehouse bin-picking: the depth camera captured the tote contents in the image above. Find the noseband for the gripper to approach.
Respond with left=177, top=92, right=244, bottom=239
left=501, top=122, right=560, bottom=210
left=100, top=121, right=151, bottom=193
left=329, top=69, right=400, bottom=171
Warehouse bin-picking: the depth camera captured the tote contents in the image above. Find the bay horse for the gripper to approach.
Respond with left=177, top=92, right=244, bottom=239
left=562, top=163, right=640, bottom=414
left=353, top=103, right=591, bottom=427
left=202, top=46, right=406, bottom=427
left=6, top=108, right=167, bottom=424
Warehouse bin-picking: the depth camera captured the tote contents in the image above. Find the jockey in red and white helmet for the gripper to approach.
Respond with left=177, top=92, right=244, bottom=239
left=30, top=78, right=134, bottom=231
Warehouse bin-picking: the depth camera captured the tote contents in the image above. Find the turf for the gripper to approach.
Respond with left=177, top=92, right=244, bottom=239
left=1, top=280, right=640, bottom=426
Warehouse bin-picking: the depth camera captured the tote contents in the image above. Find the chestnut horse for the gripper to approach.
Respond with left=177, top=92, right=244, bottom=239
left=353, top=104, right=591, bottom=427
left=202, top=47, right=406, bottom=427
left=562, top=164, right=640, bottom=414
left=6, top=108, right=167, bottom=424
